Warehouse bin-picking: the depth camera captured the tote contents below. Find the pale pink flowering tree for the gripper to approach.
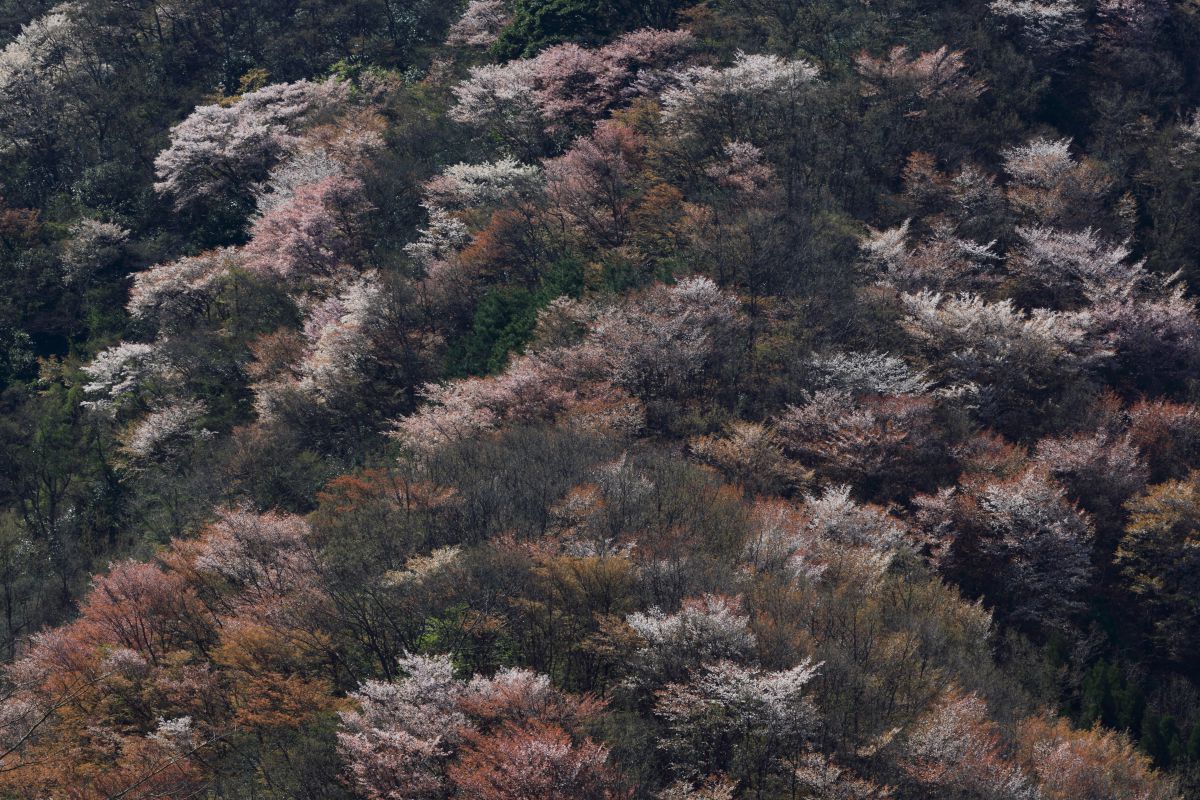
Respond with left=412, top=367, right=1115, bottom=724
left=988, top=0, right=1089, bottom=58
left=423, top=159, right=543, bottom=210
left=689, top=420, right=803, bottom=496
left=81, top=340, right=178, bottom=416
left=253, top=146, right=343, bottom=215
left=1001, top=136, right=1111, bottom=227
left=154, top=79, right=346, bottom=210
left=902, top=689, right=1037, bottom=800
left=406, top=204, right=474, bottom=309
left=0, top=6, right=102, bottom=152
left=975, top=466, right=1094, bottom=625
left=445, top=0, right=511, bottom=48
left=299, top=276, right=385, bottom=400
left=1177, top=112, right=1200, bottom=159
left=531, top=29, right=694, bottom=133
left=189, top=509, right=315, bottom=604
left=862, top=219, right=1000, bottom=293
left=449, top=721, right=625, bottom=800
left=1034, top=428, right=1148, bottom=532
left=704, top=141, right=778, bottom=197
left=742, top=493, right=906, bottom=584
left=660, top=52, right=819, bottom=143
left=78, top=559, right=199, bottom=664
left=856, top=46, right=984, bottom=108
left=460, top=668, right=604, bottom=729
left=655, top=659, right=821, bottom=788
left=545, top=121, right=642, bottom=245
left=802, top=485, right=909, bottom=551
left=60, top=219, right=128, bottom=286
left=625, top=595, right=756, bottom=691
left=338, top=653, right=467, bottom=800
left=393, top=353, right=574, bottom=455
left=250, top=274, right=392, bottom=422
left=588, top=276, right=746, bottom=399
left=450, top=59, right=544, bottom=149
left=450, top=29, right=693, bottom=146
left=394, top=277, right=743, bottom=453
left=900, top=290, right=1104, bottom=431
left=805, top=350, right=931, bottom=397
left=776, top=390, right=949, bottom=499
left=1088, top=285, right=1200, bottom=393
left=120, top=399, right=210, bottom=462
left=1017, top=714, right=1181, bottom=800
left=127, top=249, right=235, bottom=330
left=1007, top=226, right=1147, bottom=308
left=916, top=466, right=1093, bottom=629
left=243, top=174, right=373, bottom=282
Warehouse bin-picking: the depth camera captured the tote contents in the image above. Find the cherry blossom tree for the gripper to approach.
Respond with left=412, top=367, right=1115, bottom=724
left=154, top=79, right=346, bottom=211
left=625, top=595, right=755, bottom=691
left=776, top=390, right=950, bottom=499
left=805, top=350, right=931, bottom=397
left=253, top=274, right=391, bottom=421
left=1001, top=136, right=1111, bottom=227
left=1096, top=0, right=1170, bottom=48
left=1007, top=226, right=1149, bottom=309
left=660, top=52, right=819, bottom=143
left=915, top=466, right=1093, bottom=629
left=587, top=277, right=746, bottom=401
left=704, top=141, right=779, bottom=198
left=79, top=559, right=205, bottom=665
left=450, top=29, right=693, bottom=147
left=460, top=668, right=604, bottom=730
left=81, top=341, right=177, bottom=415
left=1088, top=285, right=1200, bottom=394
left=395, top=276, right=742, bottom=453
left=253, top=146, right=343, bottom=215
left=856, top=46, right=984, bottom=109
left=0, top=5, right=102, bottom=154
left=446, top=0, right=512, bottom=48
left=863, top=219, right=1000, bottom=295
left=988, top=0, right=1089, bottom=59
left=450, top=58, right=544, bottom=150
left=545, top=121, right=643, bottom=245
left=1016, top=714, right=1180, bottom=800
left=243, top=174, right=373, bottom=282
left=120, top=399, right=210, bottom=462
left=689, top=421, right=804, bottom=496
left=127, top=249, right=235, bottom=330
left=742, top=491, right=906, bottom=585
left=424, top=159, right=544, bottom=210
left=975, top=467, right=1094, bottom=626
left=188, top=509, right=316, bottom=604
left=899, top=291, right=1104, bottom=433
left=60, top=219, right=128, bottom=286
left=449, top=721, right=626, bottom=800
left=656, top=776, right=737, bottom=800
left=338, top=653, right=467, bottom=800
left=1033, top=427, right=1148, bottom=533
left=655, top=659, right=821, bottom=790
left=902, top=689, right=1036, bottom=800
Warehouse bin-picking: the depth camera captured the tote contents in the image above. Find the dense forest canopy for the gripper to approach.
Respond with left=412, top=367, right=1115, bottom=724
left=0, top=0, right=1198, bottom=797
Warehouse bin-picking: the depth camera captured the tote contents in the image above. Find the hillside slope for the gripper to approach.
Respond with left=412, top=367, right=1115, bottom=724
left=0, top=0, right=1199, bottom=797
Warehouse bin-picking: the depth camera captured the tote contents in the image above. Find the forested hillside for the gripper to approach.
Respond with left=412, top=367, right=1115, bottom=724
left=0, top=0, right=1199, bottom=797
